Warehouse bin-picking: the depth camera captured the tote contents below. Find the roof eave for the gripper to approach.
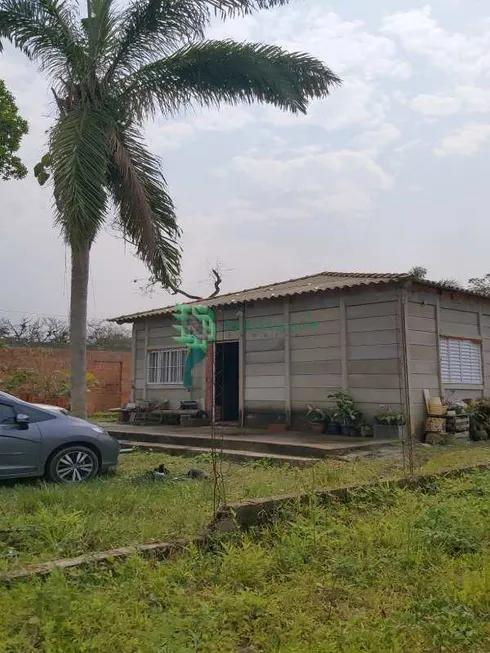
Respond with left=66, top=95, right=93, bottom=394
left=109, top=277, right=408, bottom=324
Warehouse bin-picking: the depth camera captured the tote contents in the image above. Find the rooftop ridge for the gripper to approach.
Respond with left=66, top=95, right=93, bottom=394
left=111, top=270, right=411, bottom=323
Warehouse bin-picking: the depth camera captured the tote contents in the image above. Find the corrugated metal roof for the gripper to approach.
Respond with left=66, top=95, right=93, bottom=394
left=110, top=271, right=412, bottom=323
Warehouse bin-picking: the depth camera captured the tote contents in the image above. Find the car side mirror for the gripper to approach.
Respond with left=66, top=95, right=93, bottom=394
left=16, top=414, right=30, bottom=429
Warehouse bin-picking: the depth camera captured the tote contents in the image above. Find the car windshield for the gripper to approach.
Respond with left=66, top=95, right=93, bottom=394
left=0, top=393, right=65, bottom=414
left=0, top=391, right=26, bottom=404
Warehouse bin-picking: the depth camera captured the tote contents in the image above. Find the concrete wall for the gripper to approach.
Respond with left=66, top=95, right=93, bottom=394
left=345, top=289, right=404, bottom=418
left=131, top=288, right=404, bottom=424
left=241, top=300, right=286, bottom=420
left=407, top=286, right=490, bottom=430
left=131, top=284, right=490, bottom=430
left=289, top=294, right=341, bottom=417
left=133, top=317, right=205, bottom=408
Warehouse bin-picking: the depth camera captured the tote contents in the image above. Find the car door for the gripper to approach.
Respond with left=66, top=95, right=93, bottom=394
left=0, top=402, right=42, bottom=477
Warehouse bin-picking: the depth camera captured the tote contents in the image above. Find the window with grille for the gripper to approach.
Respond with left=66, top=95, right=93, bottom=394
left=439, top=337, right=483, bottom=384
left=147, top=349, right=186, bottom=385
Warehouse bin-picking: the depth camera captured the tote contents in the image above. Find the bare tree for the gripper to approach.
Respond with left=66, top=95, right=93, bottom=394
left=0, top=317, right=130, bottom=349
left=408, top=266, right=428, bottom=280
left=468, top=274, right=490, bottom=296
left=87, top=321, right=132, bottom=350
left=437, top=278, right=464, bottom=289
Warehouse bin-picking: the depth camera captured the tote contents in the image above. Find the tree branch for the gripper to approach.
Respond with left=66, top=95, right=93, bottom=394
left=132, top=266, right=223, bottom=300
left=168, top=268, right=222, bottom=300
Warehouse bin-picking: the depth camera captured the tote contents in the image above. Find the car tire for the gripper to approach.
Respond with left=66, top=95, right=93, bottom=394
left=47, top=446, right=100, bottom=483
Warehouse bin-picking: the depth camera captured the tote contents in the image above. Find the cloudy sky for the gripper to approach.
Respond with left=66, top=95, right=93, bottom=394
left=1, top=0, right=490, bottom=321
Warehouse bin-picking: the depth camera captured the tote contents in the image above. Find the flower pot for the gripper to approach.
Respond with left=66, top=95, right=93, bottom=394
left=361, top=424, right=373, bottom=437
left=268, top=423, right=289, bottom=433
left=326, top=421, right=341, bottom=435
left=340, top=424, right=357, bottom=436
left=310, top=422, right=325, bottom=434
left=373, top=423, right=405, bottom=440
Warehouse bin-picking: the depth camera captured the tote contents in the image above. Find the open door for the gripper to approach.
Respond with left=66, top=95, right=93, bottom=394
left=214, top=341, right=239, bottom=422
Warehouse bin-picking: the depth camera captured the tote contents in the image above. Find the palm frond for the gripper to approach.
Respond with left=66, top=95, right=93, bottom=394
left=205, top=0, right=291, bottom=19
left=0, top=0, right=87, bottom=79
left=50, top=104, right=111, bottom=249
left=121, top=39, right=341, bottom=120
left=105, top=0, right=293, bottom=82
left=107, top=128, right=181, bottom=286
left=84, top=0, right=118, bottom=69
left=104, top=0, right=208, bottom=82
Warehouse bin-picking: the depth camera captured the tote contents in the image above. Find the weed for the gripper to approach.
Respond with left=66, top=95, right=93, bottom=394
left=3, top=471, right=490, bottom=650
left=1, top=443, right=490, bottom=576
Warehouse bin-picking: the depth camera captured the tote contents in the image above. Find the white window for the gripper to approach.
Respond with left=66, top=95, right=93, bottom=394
left=147, top=349, right=186, bottom=385
left=439, top=337, right=482, bottom=385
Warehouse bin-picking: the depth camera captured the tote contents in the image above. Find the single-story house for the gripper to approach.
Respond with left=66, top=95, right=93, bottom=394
left=111, top=271, right=490, bottom=434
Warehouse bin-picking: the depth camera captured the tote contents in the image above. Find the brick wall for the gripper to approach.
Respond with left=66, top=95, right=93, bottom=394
left=0, top=347, right=132, bottom=413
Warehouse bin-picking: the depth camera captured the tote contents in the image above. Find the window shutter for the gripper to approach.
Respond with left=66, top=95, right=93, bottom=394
left=440, top=337, right=482, bottom=384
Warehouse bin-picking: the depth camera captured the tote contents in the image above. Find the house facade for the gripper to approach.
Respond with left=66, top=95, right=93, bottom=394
left=112, top=272, right=490, bottom=434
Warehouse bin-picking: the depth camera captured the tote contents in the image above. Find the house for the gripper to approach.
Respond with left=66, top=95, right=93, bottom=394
left=111, top=271, right=490, bottom=434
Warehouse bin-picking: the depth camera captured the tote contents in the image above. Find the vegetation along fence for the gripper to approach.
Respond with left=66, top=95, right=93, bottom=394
left=0, top=347, right=131, bottom=413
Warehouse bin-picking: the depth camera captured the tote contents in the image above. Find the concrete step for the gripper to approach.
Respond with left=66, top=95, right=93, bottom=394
left=117, top=440, right=316, bottom=467
left=108, top=428, right=391, bottom=459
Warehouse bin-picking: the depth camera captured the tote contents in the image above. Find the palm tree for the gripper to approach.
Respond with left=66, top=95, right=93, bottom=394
left=0, top=0, right=341, bottom=417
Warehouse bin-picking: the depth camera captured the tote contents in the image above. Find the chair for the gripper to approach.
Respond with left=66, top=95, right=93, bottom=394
left=130, top=400, right=156, bottom=425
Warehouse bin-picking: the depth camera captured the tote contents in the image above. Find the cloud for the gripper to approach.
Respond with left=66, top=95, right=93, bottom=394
left=231, top=147, right=393, bottom=219
left=382, top=5, right=490, bottom=80
left=144, top=105, right=257, bottom=151
left=355, top=123, right=401, bottom=154
left=411, top=87, right=490, bottom=116
left=210, top=7, right=411, bottom=80
left=192, top=106, right=255, bottom=131
left=434, top=123, right=490, bottom=156
left=209, top=4, right=410, bottom=134
left=410, top=94, right=461, bottom=117
left=144, top=121, right=195, bottom=150
left=263, top=77, right=391, bottom=132
left=5, top=0, right=490, bottom=322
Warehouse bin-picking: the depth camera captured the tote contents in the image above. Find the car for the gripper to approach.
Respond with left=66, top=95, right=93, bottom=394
left=31, top=403, right=70, bottom=416
left=0, top=391, right=119, bottom=483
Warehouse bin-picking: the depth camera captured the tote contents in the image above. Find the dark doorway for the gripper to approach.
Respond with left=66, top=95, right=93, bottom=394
left=214, top=341, right=239, bottom=422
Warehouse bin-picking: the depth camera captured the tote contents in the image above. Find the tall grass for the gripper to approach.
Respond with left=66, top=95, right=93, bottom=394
left=3, top=470, right=490, bottom=651
left=1, top=443, right=490, bottom=573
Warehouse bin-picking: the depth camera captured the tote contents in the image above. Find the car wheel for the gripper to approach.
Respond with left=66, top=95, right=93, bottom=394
left=47, top=446, right=100, bottom=483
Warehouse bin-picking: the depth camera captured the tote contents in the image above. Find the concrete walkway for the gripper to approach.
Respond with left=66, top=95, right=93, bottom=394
left=103, top=422, right=397, bottom=463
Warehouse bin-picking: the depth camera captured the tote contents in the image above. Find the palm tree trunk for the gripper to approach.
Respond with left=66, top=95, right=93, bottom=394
left=70, top=244, right=90, bottom=418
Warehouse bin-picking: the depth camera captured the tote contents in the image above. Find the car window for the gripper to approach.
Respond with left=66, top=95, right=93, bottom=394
left=18, top=405, right=56, bottom=424
left=0, top=403, right=16, bottom=424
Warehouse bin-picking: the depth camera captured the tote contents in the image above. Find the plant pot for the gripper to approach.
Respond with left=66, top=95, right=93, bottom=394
left=326, top=421, right=341, bottom=435
left=309, top=422, right=325, bottom=434
left=360, top=424, right=374, bottom=437
left=373, top=423, right=405, bottom=440
left=268, top=423, right=288, bottom=433
left=340, top=424, right=357, bottom=436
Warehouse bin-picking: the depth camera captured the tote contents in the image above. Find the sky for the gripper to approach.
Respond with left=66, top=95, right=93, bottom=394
left=1, top=0, right=490, bottom=321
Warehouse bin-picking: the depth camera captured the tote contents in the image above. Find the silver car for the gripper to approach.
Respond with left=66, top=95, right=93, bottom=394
left=0, top=391, right=119, bottom=483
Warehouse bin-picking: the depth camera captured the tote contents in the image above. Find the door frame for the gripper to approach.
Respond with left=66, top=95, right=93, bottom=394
left=206, top=339, right=242, bottom=423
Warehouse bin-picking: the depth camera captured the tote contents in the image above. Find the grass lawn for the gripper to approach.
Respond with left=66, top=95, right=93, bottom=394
left=1, top=443, right=490, bottom=574
left=3, top=466, right=490, bottom=651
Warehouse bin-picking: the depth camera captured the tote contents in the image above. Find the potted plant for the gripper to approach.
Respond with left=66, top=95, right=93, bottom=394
left=374, top=405, right=406, bottom=440
left=328, top=391, right=362, bottom=436
left=306, top=405, right=326, bottom=434
left=360, top=421, right=374, bottom=437
left=325, top=408, right=341, bottom=435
